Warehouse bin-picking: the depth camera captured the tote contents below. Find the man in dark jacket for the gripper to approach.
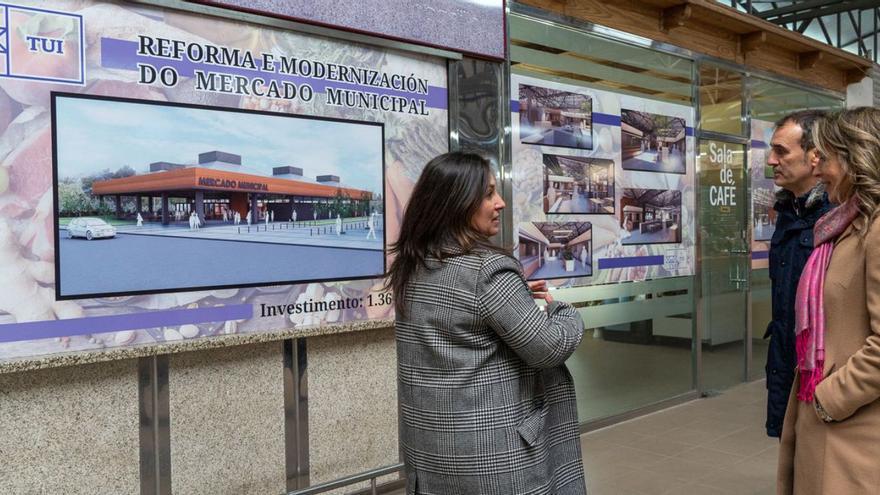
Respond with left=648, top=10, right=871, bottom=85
left=765, top=110, right=832, bottom=438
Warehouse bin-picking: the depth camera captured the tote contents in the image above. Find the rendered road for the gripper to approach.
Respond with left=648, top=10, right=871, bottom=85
left=58, top=232, right=384, bottom=297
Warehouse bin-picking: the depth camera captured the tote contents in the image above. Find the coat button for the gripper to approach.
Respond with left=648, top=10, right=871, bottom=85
left=771, top=369, right=778, bottom=374
left=781, top=261, right=786, bottom=267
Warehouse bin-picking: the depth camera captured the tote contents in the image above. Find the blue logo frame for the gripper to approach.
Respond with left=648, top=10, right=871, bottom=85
left=0, top=3, right=85, bottom=85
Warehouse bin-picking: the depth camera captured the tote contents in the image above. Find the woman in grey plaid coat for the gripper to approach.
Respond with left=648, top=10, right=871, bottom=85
left=388, top=152, right=587, bottom=495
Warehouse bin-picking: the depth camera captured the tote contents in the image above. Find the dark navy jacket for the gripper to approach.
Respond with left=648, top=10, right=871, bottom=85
left=765, top=185, right=831, bottom=437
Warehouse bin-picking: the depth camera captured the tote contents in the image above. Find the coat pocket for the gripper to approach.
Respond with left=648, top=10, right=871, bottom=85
left=516, top=408, right=547, bottom=447
left=822, top=361, right=836, bottom=380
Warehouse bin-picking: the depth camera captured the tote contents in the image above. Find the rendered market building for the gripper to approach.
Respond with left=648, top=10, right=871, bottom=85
left=91, top=151, right=373, bottom=224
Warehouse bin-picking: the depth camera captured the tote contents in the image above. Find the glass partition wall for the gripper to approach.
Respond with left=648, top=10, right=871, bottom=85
left=507, top=5, right=844, bottom=427
left=509, top=11, right=698, bottom=425
left=698, top=63, right=750, bottom=393
left=747, top=79, right=844, bottom=380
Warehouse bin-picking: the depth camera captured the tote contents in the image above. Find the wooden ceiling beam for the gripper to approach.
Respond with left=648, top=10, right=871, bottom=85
left=517, top=0, right=872, bottom=92
left=660, top=4, right=692, bottom=33
left=846, top=68, right=868, bottom=85
left=739, top=31, right=767, bottom=58
left=797, top=51, right=824, bottom=70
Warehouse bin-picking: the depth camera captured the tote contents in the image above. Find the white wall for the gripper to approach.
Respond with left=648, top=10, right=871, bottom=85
left=847, top=70, right=875, bottom=108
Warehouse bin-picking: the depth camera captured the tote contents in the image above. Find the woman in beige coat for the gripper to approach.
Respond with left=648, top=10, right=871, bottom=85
left=777, top=107, right=880, bottom=494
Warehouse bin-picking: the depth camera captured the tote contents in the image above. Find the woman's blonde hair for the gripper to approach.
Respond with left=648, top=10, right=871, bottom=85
left=813, top=106, right=880, bottom=235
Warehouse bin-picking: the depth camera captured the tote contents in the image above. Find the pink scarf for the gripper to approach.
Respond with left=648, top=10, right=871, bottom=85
left=794, top=197, right=860, bottom=402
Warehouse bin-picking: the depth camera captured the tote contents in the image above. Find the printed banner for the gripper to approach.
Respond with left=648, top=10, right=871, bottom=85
left=511, top=73, right=695, bottom=286
left=0, top=0, right=448, bottom=361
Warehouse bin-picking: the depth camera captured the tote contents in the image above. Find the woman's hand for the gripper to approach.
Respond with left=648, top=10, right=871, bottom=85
left=527, top=280, right=553, bottom=303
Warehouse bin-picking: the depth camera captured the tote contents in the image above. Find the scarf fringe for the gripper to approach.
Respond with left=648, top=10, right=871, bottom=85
left=796, top=325, right=824, bottom=402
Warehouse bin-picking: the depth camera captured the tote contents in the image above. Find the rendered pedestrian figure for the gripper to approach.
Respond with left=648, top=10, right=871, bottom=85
left=188, top=212, right=196, bottom=231
left=265, top=211, right=269, bottom=226
left=336, top=214, right=342, bottom=235
left=270, top=210, right=274, bottom=223
left=580, top=245, right=588, bottom=268
left=292, top=209, right=297, bottom=223
left=136, top=212, right=143, bottom=228
left=366, top=211, right=377, bottom=240
left=233, top=211, right=240, bottom=225
left=246, top=210, right=252, bottom=226
left=194, top=213, right=201, bottom=230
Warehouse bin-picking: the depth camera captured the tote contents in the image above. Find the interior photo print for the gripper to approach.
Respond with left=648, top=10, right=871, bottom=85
left=518, top=222, right=593, bottom=280
left=543, top=154, right=614, bottom=214
left=53, top=94, right=385, bottom=298
left=621, top=109, right=686, bottom=174
left=519, top=84, right=593, bottom=150
left=752, top=186, right=777, bottom=241
left=620, top=188, right=682, bottom=245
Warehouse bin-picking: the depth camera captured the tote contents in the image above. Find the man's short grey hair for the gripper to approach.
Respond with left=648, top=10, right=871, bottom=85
left=774, top=110, right=827, bottom=152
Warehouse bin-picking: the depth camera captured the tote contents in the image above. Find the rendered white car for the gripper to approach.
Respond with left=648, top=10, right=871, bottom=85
left=66, top=217, right=116, bottom=240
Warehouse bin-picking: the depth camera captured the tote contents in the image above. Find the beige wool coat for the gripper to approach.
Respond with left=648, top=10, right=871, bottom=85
left=778, top=216, right=880, bottom=495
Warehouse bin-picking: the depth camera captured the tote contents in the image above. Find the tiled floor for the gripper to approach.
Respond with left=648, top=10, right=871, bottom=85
left=582, top=379, right=778, bottom=495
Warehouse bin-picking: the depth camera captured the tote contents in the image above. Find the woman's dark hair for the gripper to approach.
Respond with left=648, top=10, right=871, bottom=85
left=387, top=152, right=505, bottom=315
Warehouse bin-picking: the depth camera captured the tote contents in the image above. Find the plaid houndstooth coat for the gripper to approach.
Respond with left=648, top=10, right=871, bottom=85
left=396, top=250, right=587, bottom=495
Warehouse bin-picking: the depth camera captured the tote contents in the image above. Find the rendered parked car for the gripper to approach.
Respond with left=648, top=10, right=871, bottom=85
left=66, top=217, right=116, bottom=240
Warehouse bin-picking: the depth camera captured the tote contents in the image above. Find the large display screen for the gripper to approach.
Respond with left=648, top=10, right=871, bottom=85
left=53, top=94, right=385, bottom=299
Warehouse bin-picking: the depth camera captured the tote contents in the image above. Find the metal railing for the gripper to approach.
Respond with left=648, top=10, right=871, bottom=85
left=284, top=463, right=404, bottom=495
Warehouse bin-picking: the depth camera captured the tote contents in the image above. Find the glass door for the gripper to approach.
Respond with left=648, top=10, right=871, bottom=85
left=699, top=138, right=749, bottom=391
